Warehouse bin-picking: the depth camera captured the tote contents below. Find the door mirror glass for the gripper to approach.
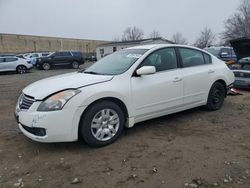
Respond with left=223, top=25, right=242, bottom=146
left=136, top=66, right=156, bottom=76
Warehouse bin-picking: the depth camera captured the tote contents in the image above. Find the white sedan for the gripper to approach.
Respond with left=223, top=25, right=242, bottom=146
left=15, top=44, right=235, bottom=147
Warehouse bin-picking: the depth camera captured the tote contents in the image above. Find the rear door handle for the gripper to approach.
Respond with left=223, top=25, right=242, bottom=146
left=173, top=77, right=182, bottom=82
left=208, top=69, right=215, bottom=74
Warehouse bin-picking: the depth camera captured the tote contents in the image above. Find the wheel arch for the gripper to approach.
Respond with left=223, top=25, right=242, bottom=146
left=16, top=64, right=27, bottom=73
left=78, top=97, right=129, bottom=139
left=213, top=79, right=227, bottom=97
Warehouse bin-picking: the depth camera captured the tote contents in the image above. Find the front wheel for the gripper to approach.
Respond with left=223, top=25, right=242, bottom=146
left=72, top=61, right=79, bottom=69
left=80, top=101, right=125, bottom=147
left=205, top=82, right=226, bottom=110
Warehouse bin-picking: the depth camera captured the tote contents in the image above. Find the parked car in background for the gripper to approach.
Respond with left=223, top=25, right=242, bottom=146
left=15, top=44, right=234, bottom=147
left=24, top=52, right=51, bottom=65
left=0, top=54, right=16, bottom=57
left=0, top=56, right=33, bottom=74
left=204, top=46, right=237, bottom=63
left=230, top=38, right=250, bottom=89
left=85, top=55, right=97, bottom=62
left=35, top=51, right=85, bottom=70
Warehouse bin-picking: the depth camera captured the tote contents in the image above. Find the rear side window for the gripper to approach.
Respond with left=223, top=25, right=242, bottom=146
left=179, top=48, right=206, bottom=68
left=203, top=53, right=211, bottom=64
left=62, top=52, right=71, bottom=56
left=221, top=48, right=231, bottom=55
left=71, top=52, right=81, bottom=56
left=5, top=58, right=18, bottom=62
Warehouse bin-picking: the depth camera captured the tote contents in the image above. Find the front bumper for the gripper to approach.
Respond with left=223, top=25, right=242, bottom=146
left=15, top=103, right=86, bottom=143
left=234, top=77, right=250, bottom=89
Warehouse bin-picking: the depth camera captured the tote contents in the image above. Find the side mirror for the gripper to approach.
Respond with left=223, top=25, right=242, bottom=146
left=220, top=52, right=228, bottom=58
left=136, top=66, right=156, bottom=76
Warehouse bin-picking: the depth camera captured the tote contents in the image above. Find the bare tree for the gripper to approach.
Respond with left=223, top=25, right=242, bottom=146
left=122, top=26, right=144, bottom=41
left=149, top=30, right=161, bottom=38
left=112, top=37, right=120, bottom=42
left=194, top=27, right=216, bottom=49
left=222, top=0, right=250, bottom=41
left=172, top=32, right=188, bottom=44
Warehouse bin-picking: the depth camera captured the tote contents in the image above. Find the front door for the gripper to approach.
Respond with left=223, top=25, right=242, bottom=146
left=131, top=47, right=183, bottom=121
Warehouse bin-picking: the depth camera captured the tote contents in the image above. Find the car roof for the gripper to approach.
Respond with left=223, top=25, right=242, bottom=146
left=0, top=56, right=17, bottom=58
left=126, top=44, right=206, bottom=52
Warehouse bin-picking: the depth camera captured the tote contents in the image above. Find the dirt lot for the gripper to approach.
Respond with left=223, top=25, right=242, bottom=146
left=0, top=65, right=250, bottom=188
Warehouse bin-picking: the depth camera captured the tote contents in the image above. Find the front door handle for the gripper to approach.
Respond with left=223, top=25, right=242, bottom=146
left=208, top=69, right=215, bottom=74
left=173, top=77, right=182, bottom=82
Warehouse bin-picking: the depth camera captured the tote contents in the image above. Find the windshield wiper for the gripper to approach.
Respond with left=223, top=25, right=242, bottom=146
left=84, top=71, right=101, bottom=75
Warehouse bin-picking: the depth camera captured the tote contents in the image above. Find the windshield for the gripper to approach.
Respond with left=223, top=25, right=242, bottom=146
left=84, top=49, right=148, bottom=75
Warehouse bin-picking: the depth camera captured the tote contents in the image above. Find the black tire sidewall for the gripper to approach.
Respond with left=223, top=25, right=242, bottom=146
left=206, top=82, right=225, bottom=110
left=16, top=65, right=27, bottom=74
left=72, top=61, right=79, bottom=69
left=43, top=62, right=50, bottom=70
left=80, top=101, right=125, bottom=147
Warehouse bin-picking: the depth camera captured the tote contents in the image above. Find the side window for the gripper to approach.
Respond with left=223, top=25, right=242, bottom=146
left=140, top=48, right=177, bottom=72
left=179, top=48, right=205, bottom=68
left=5, top=58, right=18, bottom=62
left=53, top=52, right=60, bottom=57
left=0, top=58, right=4, bottom=63
left=62, top=52, right=71, bottom=56
left=221, top=48, right=230, bottom=55
left=203, top=53, right=211, bottom=64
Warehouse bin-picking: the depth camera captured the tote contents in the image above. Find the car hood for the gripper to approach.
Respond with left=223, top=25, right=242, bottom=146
left=23, top=72, right=113, bottom=100
left=230, top=38, right=250, bottom=60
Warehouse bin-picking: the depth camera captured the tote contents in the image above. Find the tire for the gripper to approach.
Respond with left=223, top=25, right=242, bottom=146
left=72, top=61, right=79, bottom=69
left=16, top=65, right=27, bottom=74
left=205, top=82, right=226, bottom=110
left=80, top=101, right=125, bottom=147
left=42, top=62, right=51, bottom=70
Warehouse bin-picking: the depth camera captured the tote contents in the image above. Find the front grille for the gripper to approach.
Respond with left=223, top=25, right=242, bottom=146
left=19, top=94, right=35, bottom=110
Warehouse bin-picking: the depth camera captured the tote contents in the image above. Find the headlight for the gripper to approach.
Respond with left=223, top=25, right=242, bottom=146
left=37, top=90, right=81, bottom=111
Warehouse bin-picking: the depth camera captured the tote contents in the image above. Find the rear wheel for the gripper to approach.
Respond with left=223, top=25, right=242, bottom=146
left=72, top=61, right=79, bottom=69
left=80, top=101, right=125, bottom=147
left=205, top=82, right=226, bottom=110
left=42, top=62, right=51, bottom=70
left=16, top=65, right=27, bottom=74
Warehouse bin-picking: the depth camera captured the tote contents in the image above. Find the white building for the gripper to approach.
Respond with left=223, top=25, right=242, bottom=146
left=96, top=37, right=174, bottom=60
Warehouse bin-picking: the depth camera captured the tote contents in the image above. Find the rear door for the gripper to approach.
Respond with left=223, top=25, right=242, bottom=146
left=178, top=47, right=214, bottom=105
left=53, top=52, right=72, bottom=65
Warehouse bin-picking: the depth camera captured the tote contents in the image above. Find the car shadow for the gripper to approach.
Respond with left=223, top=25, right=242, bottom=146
left=23, top=106, right=207, bottom=152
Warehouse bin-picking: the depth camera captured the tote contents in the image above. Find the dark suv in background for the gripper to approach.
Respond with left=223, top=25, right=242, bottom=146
left=36, top=51, right=85, bottom=70
left=204, top=46, right=237, bottom=62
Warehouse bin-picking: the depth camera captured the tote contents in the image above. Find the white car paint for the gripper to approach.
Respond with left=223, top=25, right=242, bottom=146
left=15, top=44, right=235, bottom=143
left=0, top=57, right=33, bottom=72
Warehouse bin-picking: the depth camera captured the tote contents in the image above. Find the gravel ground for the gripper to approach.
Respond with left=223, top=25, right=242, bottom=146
left=0, top=64, right=250, bottom=188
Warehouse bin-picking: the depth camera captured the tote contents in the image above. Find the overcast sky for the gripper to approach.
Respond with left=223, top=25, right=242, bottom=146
left=0, top=0, right=241, bottom=43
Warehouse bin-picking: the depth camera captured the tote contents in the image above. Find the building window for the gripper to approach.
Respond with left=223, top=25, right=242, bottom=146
left=100, top=49, right=104, bottom=55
